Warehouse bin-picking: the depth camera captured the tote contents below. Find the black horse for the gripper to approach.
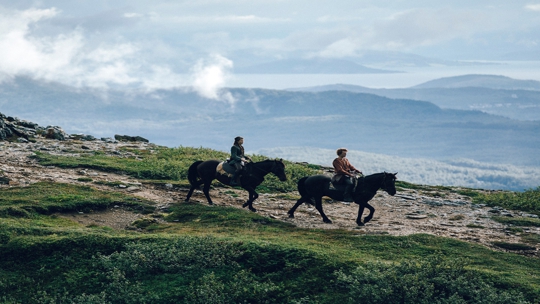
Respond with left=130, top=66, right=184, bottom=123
left=185, top=159, right=287, bottom=211
left=288, top=172, right=397, bottom=226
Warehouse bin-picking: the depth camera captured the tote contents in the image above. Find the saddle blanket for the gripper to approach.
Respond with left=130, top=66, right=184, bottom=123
left=216, top=161, right=236, bottom=177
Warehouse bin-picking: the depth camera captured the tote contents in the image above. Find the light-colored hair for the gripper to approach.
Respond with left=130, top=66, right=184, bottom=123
left=336, top=148, right=348, bottom=156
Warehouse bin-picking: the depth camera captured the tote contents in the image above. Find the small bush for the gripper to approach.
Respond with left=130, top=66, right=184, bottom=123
left=492, top=242, right=536, bottom=251
left=474, top=187, right=540, bottom=214
left=335, top=254, right=528, bottom=304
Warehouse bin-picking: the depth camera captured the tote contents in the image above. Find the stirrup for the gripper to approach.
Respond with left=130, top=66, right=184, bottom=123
left=343, top=195, right=354, bottom=202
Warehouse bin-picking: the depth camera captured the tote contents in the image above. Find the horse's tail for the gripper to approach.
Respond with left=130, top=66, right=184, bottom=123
left=187, top=161, right=203, bottom=186
left=297, top=176, right=310, bottom=198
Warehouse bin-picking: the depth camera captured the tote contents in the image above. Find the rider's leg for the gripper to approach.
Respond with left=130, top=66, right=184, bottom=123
left=343, top=177, right=354, bottom=202
left=230, top=163, right=242, bottom=186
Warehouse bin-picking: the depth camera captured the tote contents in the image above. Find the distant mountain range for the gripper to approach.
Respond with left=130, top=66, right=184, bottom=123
left=2, top=76, right=539, bottom=190
left=230, top=51, right=501, bottom=72
left=234, top=58, right=399, bottom=74
left=287, top=75, right=540, bottom=121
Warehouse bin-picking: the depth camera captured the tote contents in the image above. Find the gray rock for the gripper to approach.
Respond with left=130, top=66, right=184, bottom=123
left=44, top=126, right=67, bottom=140
left=114, top=134, right=149, bottom=143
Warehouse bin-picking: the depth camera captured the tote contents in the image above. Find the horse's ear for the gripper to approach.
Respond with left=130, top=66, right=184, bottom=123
left=394, top=172, right=398, bottom=175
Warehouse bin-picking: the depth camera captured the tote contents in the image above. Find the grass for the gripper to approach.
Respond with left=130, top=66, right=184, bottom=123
left=491, top=216, right=540, bottom=227
left=0, top=182, right=538, bottom=302
left=0, top=182, right=155, bottom=216
left=31, top=146, right=320, bottom=192
left=473, top=187, right=540, bottom=215
left=2, top=146, right=539, bottom=302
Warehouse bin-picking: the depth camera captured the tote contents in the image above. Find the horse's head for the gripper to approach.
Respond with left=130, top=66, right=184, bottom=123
left=271, top=159, right=287, bottom=181
left=381, top=172, right=398, bottom=196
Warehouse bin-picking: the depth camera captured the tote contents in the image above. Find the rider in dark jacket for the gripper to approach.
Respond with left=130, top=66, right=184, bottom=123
left=229, top=136, right=251, bottom=186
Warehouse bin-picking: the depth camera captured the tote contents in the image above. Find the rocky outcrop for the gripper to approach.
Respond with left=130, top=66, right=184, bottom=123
left=0, top=112, right=127, bottom=143
left=115, top=134, right=149, bottom=143
left=0, top=112, right=40, bottom=141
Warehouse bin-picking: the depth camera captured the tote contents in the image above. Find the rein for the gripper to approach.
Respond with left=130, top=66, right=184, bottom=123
left=249, top=160, right=277, bottom=175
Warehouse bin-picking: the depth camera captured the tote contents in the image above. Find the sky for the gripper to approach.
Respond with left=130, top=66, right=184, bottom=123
left=1, top=0, right=540, bottom=92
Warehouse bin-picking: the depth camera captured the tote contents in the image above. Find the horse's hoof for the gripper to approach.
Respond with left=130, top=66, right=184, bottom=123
left=242, top=203, right=248, bottom=208
left=357, top=221, right=365, bottom=226
left=324, top=219, right=333, bottom=224
left=250, top=208, right=257, bottom=212
left=288, top=213, right=294, bottom=218
left=364, top=217, right=372, bottom=224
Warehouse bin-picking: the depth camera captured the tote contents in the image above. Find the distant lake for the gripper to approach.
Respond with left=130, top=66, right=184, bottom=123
left=226, top=61, right=540, bottom=89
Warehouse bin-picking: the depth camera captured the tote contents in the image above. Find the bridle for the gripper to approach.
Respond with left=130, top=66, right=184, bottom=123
left=379, top=172, right=395, bottom=191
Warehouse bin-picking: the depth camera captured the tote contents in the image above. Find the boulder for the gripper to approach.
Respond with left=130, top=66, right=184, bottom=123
left=114, top=134, right=149, bottom=143
left=44, top=126, right=67, bottom=140
left=1, top=112, right=41, bottom=141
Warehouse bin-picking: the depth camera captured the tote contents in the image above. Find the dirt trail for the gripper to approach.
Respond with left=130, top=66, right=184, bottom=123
left=1, top=138, right=539, bottom=256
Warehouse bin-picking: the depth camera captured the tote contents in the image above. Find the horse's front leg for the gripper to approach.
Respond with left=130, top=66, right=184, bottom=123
left=242, top=188, right=259, bottom=212
left=356, top=202, right=366, bottom=226
left=362, top=203, right=375, bottom=224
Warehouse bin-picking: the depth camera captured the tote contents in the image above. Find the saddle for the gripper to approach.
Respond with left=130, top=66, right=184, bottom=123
left=216, top=161, right=236, bottom=177
left=330, top=175, right=363, bottom=193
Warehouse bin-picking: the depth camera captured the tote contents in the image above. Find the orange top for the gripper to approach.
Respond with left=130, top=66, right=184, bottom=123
left=332, top=157, right=359, bottom=177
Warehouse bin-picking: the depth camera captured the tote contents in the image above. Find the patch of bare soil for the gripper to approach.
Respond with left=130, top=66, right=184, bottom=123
left=1, top=138, right=539, bottom=257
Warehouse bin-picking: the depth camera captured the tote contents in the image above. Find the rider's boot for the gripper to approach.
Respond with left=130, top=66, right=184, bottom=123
left=343, top=184, right=354, bottom=202
left=230, top=171, right=240, bottom=186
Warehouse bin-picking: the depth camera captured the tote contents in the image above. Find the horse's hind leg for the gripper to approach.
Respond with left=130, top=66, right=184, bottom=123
left=314, top=197, right=332, bottom=224
left=362, top=203, right=375, bottom=224
left=202, top=182, right=213, bottom=205
left=287, top=197, right=307, bottom=218
left=185, top=180, right=204, bottom=202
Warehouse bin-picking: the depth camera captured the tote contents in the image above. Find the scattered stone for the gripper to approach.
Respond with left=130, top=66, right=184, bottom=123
left=396, top=194, right=416, bottom=200
left=406, top=214, right=428, bottom=219
left=0, top=176, right=10, bottom=184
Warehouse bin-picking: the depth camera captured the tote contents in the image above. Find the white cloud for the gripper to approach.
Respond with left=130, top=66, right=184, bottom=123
left=256, top=146, right=540, bottom=191
left=190, top=54, right=236, bottom=106
left=271, top=115, right=345, bottom=123
left=525, top=4, right=540, bottom=11
left=0, top=7, right=188, bottom=90
left=314, top=8, right=495, bottom=58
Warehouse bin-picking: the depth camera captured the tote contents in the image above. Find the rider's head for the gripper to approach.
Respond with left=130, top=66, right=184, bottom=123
left=234, top=136, right=244, bottom=145
left=336, top=148, right=348, bottom=157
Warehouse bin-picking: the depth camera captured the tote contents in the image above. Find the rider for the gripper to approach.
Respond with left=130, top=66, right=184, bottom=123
left=229, top=136, right=251, bottom=186
left=332, top=148, right=362, bottom=202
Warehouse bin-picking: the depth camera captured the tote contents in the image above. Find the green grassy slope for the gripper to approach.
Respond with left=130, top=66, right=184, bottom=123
left=1, top=146, right=539, bottom=303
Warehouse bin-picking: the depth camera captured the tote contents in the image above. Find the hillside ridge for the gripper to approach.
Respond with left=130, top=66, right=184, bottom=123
left=1, top=134, right=539, bottom=257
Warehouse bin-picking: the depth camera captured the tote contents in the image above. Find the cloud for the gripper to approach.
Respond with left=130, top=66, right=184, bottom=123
left=271, top=115, right=345, bottom=123
left=0, top=7, right=188, bottom=90
left=313, top=8, right=494, bottom=58
left=525, top=4, right=540, bottom=11
left=190, top=54, right=236, bottom=106
left=256, top=146, right=540, bottom=191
